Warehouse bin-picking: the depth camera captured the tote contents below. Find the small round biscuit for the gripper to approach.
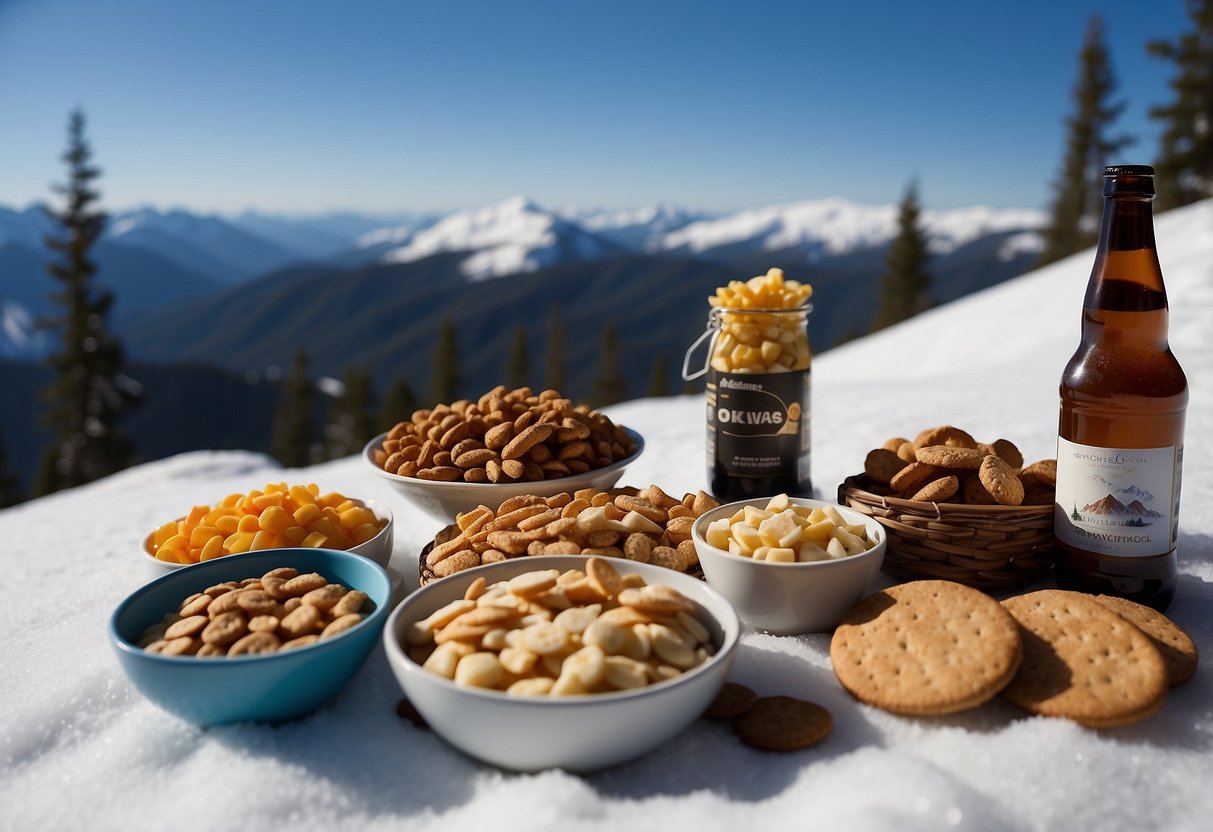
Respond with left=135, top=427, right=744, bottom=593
left=703, top=682, right=758, bottom=720
left=913, top=425, right=977, bottom=451
left=881, top=437, right=910, bottom=453
left=915, top=445, right=983, bottom=470
left=895, top=441, right=917, bottom=463
left=890, top=462, right=944, bottom=496
left=733, top=696, right=832, bottom=751
left=991, top=438, right=1024, bottom=469
left=911, top=475, right=959, bottom=503
left=1001, top=590, right=1167, bottom=727
left=865, top=448, right=909, bottom=485
left=978, top=455, right=1025, bottom=506
left=962, top=475, right=998, bottom=505
left=1093, top=595, right=1198, bottom=687
left=1019, top=459, right=1057, bottom=487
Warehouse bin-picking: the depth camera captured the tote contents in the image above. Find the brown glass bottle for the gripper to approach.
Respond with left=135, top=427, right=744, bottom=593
left=1053, top=165, right=1187, bottom=611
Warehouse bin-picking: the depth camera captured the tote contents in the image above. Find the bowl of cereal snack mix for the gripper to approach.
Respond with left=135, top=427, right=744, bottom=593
left=111, top=548, right=391, bottom=726
left=692, top=495, right=886, bottom=635
left=365, top=385, right=642, bottom=522
left=141, top=482, right=393, bottom=579
left=383, top=554, right=740, bottom=772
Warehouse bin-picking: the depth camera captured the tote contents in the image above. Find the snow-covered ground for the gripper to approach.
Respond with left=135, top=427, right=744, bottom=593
left=1, top=199, right=1209, bottom=831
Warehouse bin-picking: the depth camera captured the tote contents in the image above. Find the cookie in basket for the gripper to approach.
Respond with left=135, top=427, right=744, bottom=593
left=830, top=580, right=1022, bottom=715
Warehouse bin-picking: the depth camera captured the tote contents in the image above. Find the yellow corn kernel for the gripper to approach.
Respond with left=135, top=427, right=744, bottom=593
left=339, top=506, right=375, bottom=530
left=215, top=515, right=239, bottom=535
left=161, top=533, right=188, bottom=553
left=187, top=546, right=204, bottom=563
left=287, top=486, right=315, bottom=507
left=249, top=530, right=278, bottom=551
left=317, top=492, right=345, bottom=509
left=319, top=506, right=341, bottom=523
left=155, top=548, right=178, bottom=563
left=189, top=525, right=221, bottom=547
left=199, top=535, right=225, bottom=561
left=252, top=493, right=284, bottom=512
left=306, top=483, right=320, bottom=496
left=185, top=505, right=209, bottom=525
left=334, top=499, right=356, bottom=513
left=237, top=514, right=261, bottom=534
left=224, top=532, right=254, bottom=554
left=153, top=521, right=178, bottom=547
left=220, top=493, right=242, bottom=507
left=264, top=481, right=286, bottom=494
left=349, top=522, right=380, bottom=546
left=293, top=503, right=321, bottom=527
left=301, top=531, right=328, bottom=548
left=282, top=525, right=308, bottom=545
left=259, top=505, right=294, bottom=537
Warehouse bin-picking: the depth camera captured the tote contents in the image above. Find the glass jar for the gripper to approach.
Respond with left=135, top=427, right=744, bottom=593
left=686, top=305, right=812, bottom=501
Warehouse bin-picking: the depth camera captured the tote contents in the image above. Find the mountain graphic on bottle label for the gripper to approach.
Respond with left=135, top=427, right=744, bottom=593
left=1056, top=438, right=1180, bottom=557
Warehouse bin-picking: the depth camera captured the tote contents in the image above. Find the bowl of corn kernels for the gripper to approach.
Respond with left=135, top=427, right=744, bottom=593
left=141, top=482, right=393, bottom=579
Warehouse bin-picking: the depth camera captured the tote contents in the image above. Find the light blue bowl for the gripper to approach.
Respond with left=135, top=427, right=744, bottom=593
left=110, top=548, right=391, bottom=726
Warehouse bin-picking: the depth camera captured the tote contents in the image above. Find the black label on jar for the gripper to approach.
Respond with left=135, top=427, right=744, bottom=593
left=706, top=369, right=811, bottom=481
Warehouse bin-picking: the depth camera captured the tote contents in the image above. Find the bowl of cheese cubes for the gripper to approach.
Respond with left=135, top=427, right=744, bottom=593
left=141, top=482, right=393, bottom=579
left=691, top=495, right=885, bottom=635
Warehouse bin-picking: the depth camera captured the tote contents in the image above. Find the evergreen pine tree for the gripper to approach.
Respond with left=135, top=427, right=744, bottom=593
left=429, top=316, right=460, bottom=405
left=1038, top=15, right=1134, bottom=266
left=379, top=374, right=417, bottom=431
left=270, top=348, right=314, bottom=468
left=505, top=325, right=530, bottom=390
left=545, top=304, right=567, bottom=393
left=646, top=354, right=670, bottom=398
left=1148, top=0, right=1213, bottom=209
left=0, top=422, right=25, bottom=508
left=36, top=109, right=139, bottom=495
left=326, top=365, right=376, bottom=458
left=591, top=322, right=628, bottom=407
left=871, top=180, right=933, bottom=332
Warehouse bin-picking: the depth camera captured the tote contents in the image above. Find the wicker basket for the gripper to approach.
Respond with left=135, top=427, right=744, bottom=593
left=838, top=474, right=1054, bottom=592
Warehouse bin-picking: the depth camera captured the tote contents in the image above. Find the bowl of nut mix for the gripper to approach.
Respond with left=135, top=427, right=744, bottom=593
left=383, top=554, right=741, bottom=772
left=141, top=482, right=393, bottom=579
left=110, top=547, right=392, bottom=726
left=692, top=494, right=886, bottom=634
left=418, top=483, right=721, bottom=583
left=365, top=385, right=642, bottom=522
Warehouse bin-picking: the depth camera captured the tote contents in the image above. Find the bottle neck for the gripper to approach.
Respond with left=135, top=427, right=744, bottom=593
left=1081, top=195, right=1169, bottom=349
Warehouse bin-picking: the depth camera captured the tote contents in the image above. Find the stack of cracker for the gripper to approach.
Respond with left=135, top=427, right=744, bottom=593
left=831, top=580, right=1197, bottom=727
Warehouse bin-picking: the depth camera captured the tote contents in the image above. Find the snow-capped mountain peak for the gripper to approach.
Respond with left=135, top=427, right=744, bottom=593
left=378, top=196, right=620, bottom=280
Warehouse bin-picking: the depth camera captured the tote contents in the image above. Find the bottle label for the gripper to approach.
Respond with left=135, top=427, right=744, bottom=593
left=706, top=369, right=810, bottom=480
left=1054, top=438, right=1182, bottom=557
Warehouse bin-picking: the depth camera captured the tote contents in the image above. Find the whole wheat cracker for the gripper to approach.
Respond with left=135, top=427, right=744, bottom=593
left=1001, top=590, right=1167, bottom=727
left=830, top=580, right=1022, bottom=716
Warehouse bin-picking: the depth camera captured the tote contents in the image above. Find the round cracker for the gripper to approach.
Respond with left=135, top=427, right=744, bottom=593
left=733, top=696, right=832, bottom=751
left=703, top=682, right=758, bottom=720
left=865, top=448, right=909, bottom=485
left=913, top=425, right=977, bottom=451
left=1093, top=595, right=1198, bottom=688
left=831, top=580, right=1022, bottom=715
left=1000, top=590, right=1168, bottom=727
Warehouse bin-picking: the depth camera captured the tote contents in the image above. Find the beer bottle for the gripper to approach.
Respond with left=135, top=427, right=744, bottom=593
left=1053, top=165, right=1187, bottom=611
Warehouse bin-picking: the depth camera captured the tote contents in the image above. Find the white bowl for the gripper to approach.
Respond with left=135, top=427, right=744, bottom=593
left=382, top=554, right=740, bottom=773
left=363, top=427, right=644, bottom=522
left=692, top=496, right=886, bottom=635
left=140, top=499, right=394, bottom=581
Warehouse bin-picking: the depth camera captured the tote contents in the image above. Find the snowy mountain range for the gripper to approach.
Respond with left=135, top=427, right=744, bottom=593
left=1086, top=474, right=1157, bottom=504
left=1, top=195, right=1046, bottom=357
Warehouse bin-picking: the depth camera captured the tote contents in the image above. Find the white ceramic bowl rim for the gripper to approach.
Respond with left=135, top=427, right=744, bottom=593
left=384, top=559, right=740, bottom=705
left=140, top=498, right=394, bottom=567
left=113, top=553, right=391, bottom=664
left=691, top=497, right=886, bottom=569
left=363, top=427, right=645, bottom=490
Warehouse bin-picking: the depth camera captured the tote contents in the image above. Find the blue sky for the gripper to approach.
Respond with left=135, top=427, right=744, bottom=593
left=0, top=0, right=1193, bottom=215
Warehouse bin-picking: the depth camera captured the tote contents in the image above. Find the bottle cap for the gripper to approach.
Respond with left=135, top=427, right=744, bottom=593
left=1103, top=165, right=1155, bottom=177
